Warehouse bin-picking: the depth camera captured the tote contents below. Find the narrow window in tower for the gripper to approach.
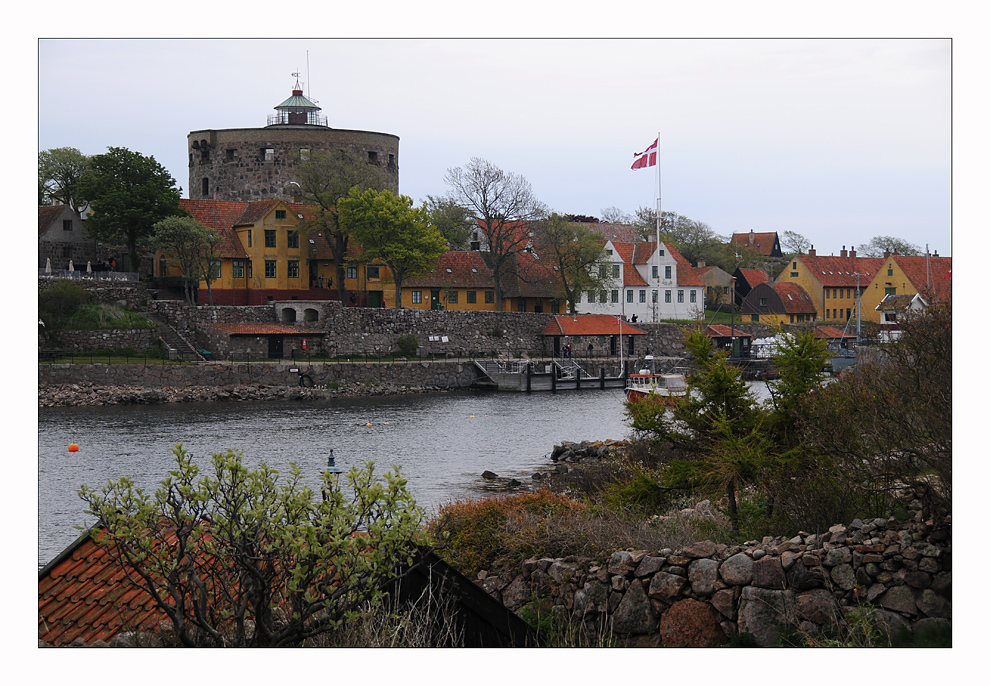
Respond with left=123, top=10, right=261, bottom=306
left=368, top=151, right=379, bottom=164
left=202, top=178, right=209, bottom=197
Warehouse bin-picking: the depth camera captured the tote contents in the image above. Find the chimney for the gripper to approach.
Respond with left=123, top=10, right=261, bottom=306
left=808, top=245, right=816, bottom=257
left=883, top=250, right=891, bottom=259
left=697, top=259, right=706, bottom=268
left=850, top=245, right=856, bottom=258
left=748, top=229, right=755, bottom=245
left=933, top=250, right=939, bottom=257
left=840, top=245, right=848, bottom=258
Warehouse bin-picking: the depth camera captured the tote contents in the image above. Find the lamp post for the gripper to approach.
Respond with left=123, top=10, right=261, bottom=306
left=730, top=276, right=737, bottom=359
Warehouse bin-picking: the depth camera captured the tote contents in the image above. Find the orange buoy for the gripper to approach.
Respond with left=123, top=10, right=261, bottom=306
left=68, top=443, right=79, bottom=452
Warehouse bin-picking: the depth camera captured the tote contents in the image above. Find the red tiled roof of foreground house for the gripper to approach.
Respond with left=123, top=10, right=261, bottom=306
left=543, top=314, right=647, bottom=337
left=39, top=528, right=169, bottom=646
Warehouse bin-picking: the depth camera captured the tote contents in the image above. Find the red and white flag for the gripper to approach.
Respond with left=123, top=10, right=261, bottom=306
left=631, top=138, right=658, bottom=170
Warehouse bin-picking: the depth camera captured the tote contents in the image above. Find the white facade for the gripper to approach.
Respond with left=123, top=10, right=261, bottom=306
left=576, top=241, right=704, bottom=321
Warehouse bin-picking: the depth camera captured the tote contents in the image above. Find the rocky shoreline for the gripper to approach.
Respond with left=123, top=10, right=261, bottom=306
left=38, top=381, right=453, bottom=408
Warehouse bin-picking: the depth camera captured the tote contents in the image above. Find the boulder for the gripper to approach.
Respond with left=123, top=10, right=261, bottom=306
left=877, top=585, right=918, bottom=616
left=658, top=598, right=727, bottom=647
left=649, top=571, right=688, bottom=601
left=737, top=587, right=799, bottom=647
left=719, top=552, right=754, bottom=586
left=501, top=575, right=531, bottom=611
left=680, top=541, right=722, bottom=558
left=611, top=579, right=657, bottom=635
left=752, top=556, right=786, bottom=589
left=797, top=588, right=842, bottom=625
left=688, top=558, right=720, bottom=596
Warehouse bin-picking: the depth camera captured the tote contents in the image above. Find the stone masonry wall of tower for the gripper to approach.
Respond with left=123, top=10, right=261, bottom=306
left=187, top=126, right=399, bottom=202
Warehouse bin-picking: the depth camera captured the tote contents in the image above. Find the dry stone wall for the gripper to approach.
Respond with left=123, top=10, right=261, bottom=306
left=478, top=497, right=950, bottom=647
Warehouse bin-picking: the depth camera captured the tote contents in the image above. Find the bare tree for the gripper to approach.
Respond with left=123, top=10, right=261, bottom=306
left=781, top=230, right=811, bottom=255
left=859, top=235, right=923, bottom=257
left=443, top=158, right=547, bottom=310
left=599, top=206, right=631, bottom=223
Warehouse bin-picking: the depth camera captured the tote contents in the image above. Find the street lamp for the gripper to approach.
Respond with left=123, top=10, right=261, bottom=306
left=322, top=448, right=343, bottom=501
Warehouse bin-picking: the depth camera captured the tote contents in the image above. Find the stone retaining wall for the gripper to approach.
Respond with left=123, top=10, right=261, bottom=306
left=477, top=506, right=951, bottom=647
left=53, top=328, right=158, bottom=354
left=39, top=359, right=482, bottom=397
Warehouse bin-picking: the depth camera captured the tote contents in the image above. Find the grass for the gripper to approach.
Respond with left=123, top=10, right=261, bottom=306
left=59, top=303, right=155, bottom=331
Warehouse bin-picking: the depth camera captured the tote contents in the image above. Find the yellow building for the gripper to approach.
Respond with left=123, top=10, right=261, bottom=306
left=859, top=253, right=951, bottom=324
left=163, top=199, right=341, bottom=305
left=774, top=247, right=884, bottom=325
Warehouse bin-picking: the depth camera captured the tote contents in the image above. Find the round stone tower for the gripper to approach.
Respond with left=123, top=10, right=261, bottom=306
left=187, top=77, right=399, bottom=202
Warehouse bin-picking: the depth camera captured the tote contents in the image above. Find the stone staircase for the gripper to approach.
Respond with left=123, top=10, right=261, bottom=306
left=144, top=312, right=204, bottom=361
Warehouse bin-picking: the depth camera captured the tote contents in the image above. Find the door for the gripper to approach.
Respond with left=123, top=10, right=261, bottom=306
left=431, top=289, right=441, bottom=310
left=268, top=335, right=284, bottom=359
left=368, top=291, right=383, bottom=308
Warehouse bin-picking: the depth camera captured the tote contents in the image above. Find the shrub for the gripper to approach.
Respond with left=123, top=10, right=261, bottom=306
left=427, top=490, right=587, bottom=575
left=396, top=334, right=418, bottom=357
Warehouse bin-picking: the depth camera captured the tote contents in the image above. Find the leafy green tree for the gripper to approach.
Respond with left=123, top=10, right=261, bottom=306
left=79, top=444, right=423, bottom=647
left=149, top=216, right=223, bottom=305
left=76, top=147, right=182, bottom=271
left=531, top=213, right=609, bottom=313
left=859, top=235, right=923, bottom=257
left=443, top=158, right=548, bottom=310
left=628, top=329, right=762, bottom=525
left=422, top=195, right=475, bottom=249
left=296, top=150, right=389, bottom=304
left=339, top=189, right=448, bottom=308
left=39, top=147, right=90, bottom=215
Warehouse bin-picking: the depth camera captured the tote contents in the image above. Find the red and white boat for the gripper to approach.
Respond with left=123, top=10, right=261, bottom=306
left=624, top=357, right=688, bottom=404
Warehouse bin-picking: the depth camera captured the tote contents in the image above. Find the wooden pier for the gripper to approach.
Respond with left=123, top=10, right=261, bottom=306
left=473, top=358, right=630, bottom=392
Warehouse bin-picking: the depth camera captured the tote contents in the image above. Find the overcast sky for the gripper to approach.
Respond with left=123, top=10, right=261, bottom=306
left=39, top=37, right=951, bottom=257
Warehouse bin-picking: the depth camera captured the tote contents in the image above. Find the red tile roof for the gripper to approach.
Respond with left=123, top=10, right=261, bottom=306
left=208, top=323, right=311, bottom=335
left=666, top=244, right=704, bottom=287
left=737, top=268, right=771, bottom=288
left=543, top=314, right=647, bottom=337
left=234, top=199, right=281, bottom=226
left=891, top=255, right=952, bottom=302
left=773, top=282, right=817, bottom=314
left=584, top=223, right=641, bottom=244
left=796, top=255, right=885, bottom=287
left=405, top=250, right=496, bottom=289
left=705, top=324, right=753, bottom=339
left=731, top=231, right=780, bottom=256
left=39, top=528, right=168, bottom=646
left=814, top=325, right=855, bottom=340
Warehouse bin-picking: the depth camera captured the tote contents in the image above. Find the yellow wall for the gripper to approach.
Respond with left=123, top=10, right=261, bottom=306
left=774, top=258, right=824, bottom=315
left=859, top=257, right=914, bottom=324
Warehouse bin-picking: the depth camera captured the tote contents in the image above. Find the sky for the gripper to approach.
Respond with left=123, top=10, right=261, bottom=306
left=37, top=37, right=952, bottom=257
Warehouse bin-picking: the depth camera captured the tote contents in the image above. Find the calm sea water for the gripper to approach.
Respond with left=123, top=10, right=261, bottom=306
left=38, top=389, right=636, bottom=567
left=38, top=382, right=773, bottom=568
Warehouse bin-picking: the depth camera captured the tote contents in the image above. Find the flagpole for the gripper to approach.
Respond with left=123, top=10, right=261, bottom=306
left=655, top=132, right=661, bottom=322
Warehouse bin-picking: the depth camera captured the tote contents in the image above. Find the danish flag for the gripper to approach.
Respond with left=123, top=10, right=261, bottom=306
left=631, top=138, right=658, bottom=170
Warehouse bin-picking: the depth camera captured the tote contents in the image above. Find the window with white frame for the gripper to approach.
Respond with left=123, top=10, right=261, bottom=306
left=411, top=290, right=423, bottom=304
left=665, top=290, right=672, bottom=303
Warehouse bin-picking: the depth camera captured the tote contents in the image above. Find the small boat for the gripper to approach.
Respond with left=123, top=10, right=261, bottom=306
left=624, top=356, right=688, bottom=404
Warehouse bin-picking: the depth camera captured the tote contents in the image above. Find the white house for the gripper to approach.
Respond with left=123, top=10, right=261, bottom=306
left=576, top=241, right=705, bottom=321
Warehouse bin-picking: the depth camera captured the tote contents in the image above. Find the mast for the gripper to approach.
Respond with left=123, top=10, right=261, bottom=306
left=655, top=133, right=661, bottom=322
